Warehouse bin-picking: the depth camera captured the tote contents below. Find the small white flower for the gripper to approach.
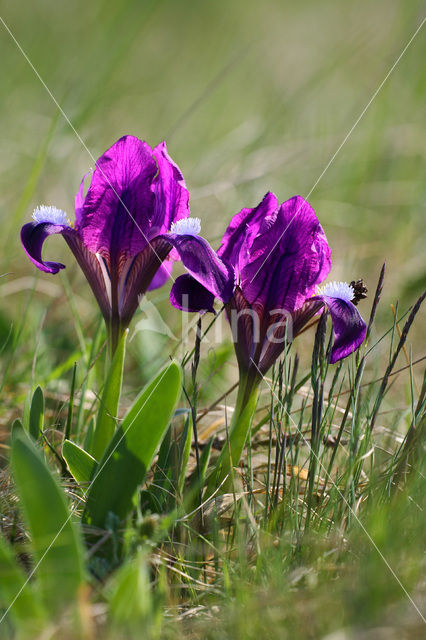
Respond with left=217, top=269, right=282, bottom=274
left=170, top=217, right=201, bottom=236
left=32, top=205, right=70, bottom=227
left=318, top=281, right=354, bottom=302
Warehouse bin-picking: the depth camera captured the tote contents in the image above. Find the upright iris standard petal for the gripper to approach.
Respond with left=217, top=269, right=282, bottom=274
left=217, top=192, right=332, bottom=313
left=218, top=192, right=279, bottom=268
left=151, top=142, right=189, bottom=235
left=76, top=136, right=158, bottom=261
left=237, top=195, right=331, bottom=312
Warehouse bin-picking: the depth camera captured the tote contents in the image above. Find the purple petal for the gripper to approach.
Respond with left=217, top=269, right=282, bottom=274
left=170, top=274, right=216, bottom=313
left=165, top=233, right=235, bottom=303
left=218, top=192, right=279, bottom=268
left=118, top=237, right=172, bottom=327
left=151, top=142, right=190, bottom=235
left=21, top=222, right=68, bottom=274
left=147, top=260, right=173, bottom=291
left=225, top=287, right=257, bottom=371
left=240, top=196, right=331, bottom=312
left=64, top=233, right=112, bottom=319
left=75, top=171, right=92, bottom=224
left=257, top=312, right=294, bottom=375
left=291, top=299, right=324, bottom=336
left=257, top=299, right=326, bottom=375
left=76, top=135, right=158, bottom=261
left=321, top=296, right=367, bottom=363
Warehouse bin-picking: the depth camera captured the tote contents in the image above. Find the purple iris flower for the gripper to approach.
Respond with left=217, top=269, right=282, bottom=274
left=170, top=192, right=367, bottom=375
left=21, top=136, right=234, bottom=352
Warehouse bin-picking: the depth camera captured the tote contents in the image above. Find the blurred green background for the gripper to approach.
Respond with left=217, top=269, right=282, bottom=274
left=0, top=0, right=424, bottom=388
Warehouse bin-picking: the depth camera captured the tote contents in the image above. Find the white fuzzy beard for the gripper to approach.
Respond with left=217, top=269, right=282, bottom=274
left=33, top=205, right=70, bottom=226
left=170, top=217, right=201, bottom=236
left=319, top=281, right=354, bottom=302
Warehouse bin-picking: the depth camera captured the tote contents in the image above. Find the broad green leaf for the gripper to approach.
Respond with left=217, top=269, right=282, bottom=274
left=11, top=418, right=24, bottom=437
left=83, top=361, right=181, bottom=528
left=107, top=549, right=153, bottom=625
left=91, top=330, right=127, bottom=460
left=11, top=430, right=85, bottom=611
left=29, top=385, right=44, bottom=440
left=0, top=536, right=46, bottom=634
left=63, top=440, right=98, bottom=483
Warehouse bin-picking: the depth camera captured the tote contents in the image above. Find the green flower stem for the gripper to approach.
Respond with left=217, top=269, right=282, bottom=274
left=206, top=370, right=260, bottom=497
left=91, top=329, right=127, bottom=460
left=107, top=317, right=124, bottom=361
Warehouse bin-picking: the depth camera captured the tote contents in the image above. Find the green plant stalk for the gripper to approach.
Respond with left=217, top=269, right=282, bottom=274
left=107, top=316, right=125, bottom=361
left=91, top=329, right=127, bottom=460
left=206, top=370, right=260, bottom=497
